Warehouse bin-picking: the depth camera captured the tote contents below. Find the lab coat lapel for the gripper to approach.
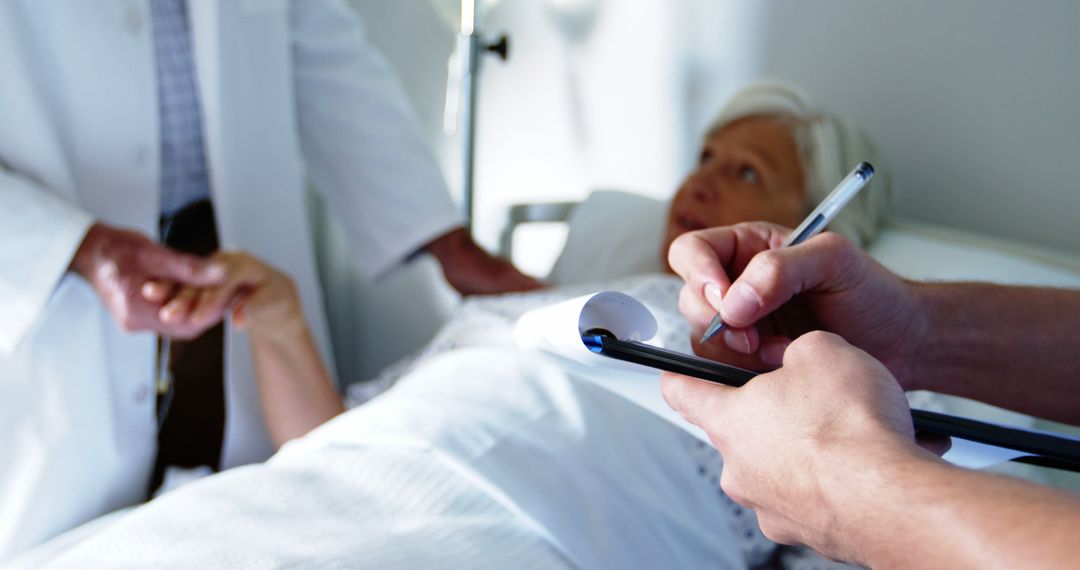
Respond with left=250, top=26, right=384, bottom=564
left=188, top=0, right=337, bottom=469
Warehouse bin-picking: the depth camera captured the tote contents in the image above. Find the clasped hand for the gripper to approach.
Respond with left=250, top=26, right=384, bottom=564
left=71, top=224, right=300, bottom=339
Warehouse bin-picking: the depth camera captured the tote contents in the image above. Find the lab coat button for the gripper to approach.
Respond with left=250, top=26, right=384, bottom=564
left=134, top=146, right=150, bottom=165
left=135, top=385, right=150, bottom=403
left=126, top=8, right=144, bottom=34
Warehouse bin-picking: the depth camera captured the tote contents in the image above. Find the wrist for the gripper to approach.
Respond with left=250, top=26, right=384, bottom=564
left=246, top=310, right=306, bottom=343
left=897, top=280, right=936, bottom=392
left=243, top=285, right=307, bottom=342
left=70, top=222, right=106, bottom=279
left=904, top=281, right=984, bottom=394
left=424, top=227, right=468, bottom=266
left=845, top=449, right=955, bottom=568
left=820, top=440, right=944, bottom=565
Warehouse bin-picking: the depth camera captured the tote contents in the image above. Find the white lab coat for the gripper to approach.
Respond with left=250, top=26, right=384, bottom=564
left=0, top=0, right=460, bottom=559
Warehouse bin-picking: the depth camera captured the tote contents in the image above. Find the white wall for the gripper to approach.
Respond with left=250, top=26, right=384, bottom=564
left=350, top=0, right=694, bottom=257
left=350, top=0, right=1080, bottom=256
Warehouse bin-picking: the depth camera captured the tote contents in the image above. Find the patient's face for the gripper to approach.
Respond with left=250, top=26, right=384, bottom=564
left=663, top=116, right=806, bottom=265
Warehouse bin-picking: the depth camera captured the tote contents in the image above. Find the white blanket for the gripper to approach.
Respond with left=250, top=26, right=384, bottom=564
left=14, top=273, right=1060, bottom=567
left=12, top=347, right=748, bottom=569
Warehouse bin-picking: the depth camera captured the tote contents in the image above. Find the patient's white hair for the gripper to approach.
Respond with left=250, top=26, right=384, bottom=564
left=707, top=81, right=891, bottom=246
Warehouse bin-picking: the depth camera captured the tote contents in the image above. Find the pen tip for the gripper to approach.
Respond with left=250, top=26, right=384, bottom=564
left=699, top=322, right=726, bottom=344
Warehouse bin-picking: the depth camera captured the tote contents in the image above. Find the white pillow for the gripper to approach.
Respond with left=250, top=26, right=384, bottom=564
left=548, top=190, right=668, bottom=285
left=869, top=221, right=1080, bottom=288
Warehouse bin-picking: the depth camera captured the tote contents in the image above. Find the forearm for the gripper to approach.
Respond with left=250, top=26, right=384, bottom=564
left=249, top=319, right=343, bottom=448
left=0, top=171, right=93, bottom=352
left=910, top=281, right=1080, bottom=423
left=840, top=450, right=1080, bottom=568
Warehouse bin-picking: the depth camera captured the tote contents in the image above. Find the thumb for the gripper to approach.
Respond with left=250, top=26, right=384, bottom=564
left=660, top=372, right=738, bottom=431
left=138, top=243, right=226, bottom=285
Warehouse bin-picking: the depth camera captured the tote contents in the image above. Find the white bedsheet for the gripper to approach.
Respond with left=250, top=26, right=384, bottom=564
left=15, top=271, right=1073, bottom=567
left=11, top=347, right=747, bottom=569
left=350, top=275, right=693, bottom=405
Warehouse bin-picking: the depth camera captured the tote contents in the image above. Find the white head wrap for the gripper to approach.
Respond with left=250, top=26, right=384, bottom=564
left=707, top=81, right=891, bottom=246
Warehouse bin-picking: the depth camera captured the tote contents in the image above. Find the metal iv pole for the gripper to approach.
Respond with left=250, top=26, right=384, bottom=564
left=446, top=0, right=508, bottom=231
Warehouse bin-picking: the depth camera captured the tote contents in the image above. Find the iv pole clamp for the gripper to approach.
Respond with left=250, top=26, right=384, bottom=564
left=445, top=0, right=511, bottom=232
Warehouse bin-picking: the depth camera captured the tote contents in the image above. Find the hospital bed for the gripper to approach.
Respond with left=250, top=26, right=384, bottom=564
left=10, top=184, right=1080, bottom=568
left=391, top=186, right=1080, bottom=481
left=324, top=184, right=1080, bottom=474
left=14, top=187, right=1080, bottom=568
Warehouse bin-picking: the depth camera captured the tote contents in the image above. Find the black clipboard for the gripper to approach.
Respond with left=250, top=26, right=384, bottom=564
left=582, top=332, right=1080, bottom=473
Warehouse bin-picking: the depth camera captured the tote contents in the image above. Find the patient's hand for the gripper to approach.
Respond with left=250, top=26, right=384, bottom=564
left=145, top=251, right=342, bottom=447
left=141, top=251, right=303, bottom=339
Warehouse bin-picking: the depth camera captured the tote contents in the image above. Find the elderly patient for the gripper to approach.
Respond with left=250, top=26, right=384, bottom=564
left=551, top=81, right=888, bottom=294
left=663, top=83, right=886, bottom=261
left=15, top=82, right=888, bottom=569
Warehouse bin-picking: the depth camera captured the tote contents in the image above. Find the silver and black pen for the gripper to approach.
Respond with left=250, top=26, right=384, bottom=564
left=699, top=162, right=875, bottom=343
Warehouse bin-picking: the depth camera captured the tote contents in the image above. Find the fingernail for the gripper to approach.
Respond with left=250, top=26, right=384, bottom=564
left=760, top=340, right=790, bottom=367
left=161, top=301, right=183, bottom=320
left=722, top=283, right=761, bottom=325
left=704, top=282, right=723, bottom=310
left=206, top=263, right=226, bottom=280
left=724, top=329, right=751, bottom=354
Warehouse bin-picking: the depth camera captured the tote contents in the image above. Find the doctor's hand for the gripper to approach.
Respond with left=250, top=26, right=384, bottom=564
left=71, top=223, right=226, bottom=339
left=425, top=227, right=543, bottom=296
left=669, top=222, right=927, bottom=389
left=660, top=331, right=934, bottom=565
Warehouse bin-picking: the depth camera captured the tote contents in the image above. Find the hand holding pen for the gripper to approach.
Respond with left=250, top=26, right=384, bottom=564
left=666, top=163, right=928, bottom=382
left=700, top=163, right=875, bottom=343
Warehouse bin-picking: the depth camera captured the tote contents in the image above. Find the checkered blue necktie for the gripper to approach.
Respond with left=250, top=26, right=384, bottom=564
left=150, top=0, right=212, bottom=217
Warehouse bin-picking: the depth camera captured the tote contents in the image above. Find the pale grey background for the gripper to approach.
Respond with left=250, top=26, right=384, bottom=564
left=349, top=0, right=1080, bottom=254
